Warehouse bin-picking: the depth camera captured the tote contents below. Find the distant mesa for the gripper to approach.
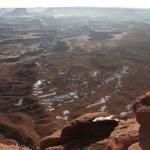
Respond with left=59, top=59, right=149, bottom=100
left=0, top=8, right=14, bottom=16
left=6, top=8, right=29, bottom=17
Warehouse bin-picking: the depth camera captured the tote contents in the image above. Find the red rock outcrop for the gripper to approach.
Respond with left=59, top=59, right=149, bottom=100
left=40, top=91, right=150, bottom=150
left=132, top=91, right=150, bottom=126
left=40, top=112, right=119, bottom=150
left=128, top=140, right=150, bottom=150
left=45, top=146, right=64, bottom=150
left=108, top=119, right=140, bottom=149
left=108, top=91, right=150, bottom=150
left=0, top=143, right=31, bottom=150
left=86, top=139, right=109, bottom=150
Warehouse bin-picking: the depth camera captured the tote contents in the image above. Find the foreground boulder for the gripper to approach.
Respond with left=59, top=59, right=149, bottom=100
left=40, top=112, right=119, bottom=150
left=108, top=91, right=150, bottom=150
left=61, top=113, right=119, bottom=139
left=132, top=91, right=150, bottom=126
left=108, top=119, right=140, bottom=150
left=86, top=139, right=109, bottom=150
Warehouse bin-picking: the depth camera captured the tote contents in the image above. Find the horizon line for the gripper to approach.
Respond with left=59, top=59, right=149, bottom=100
left=1, top=6, right=150, bottom=9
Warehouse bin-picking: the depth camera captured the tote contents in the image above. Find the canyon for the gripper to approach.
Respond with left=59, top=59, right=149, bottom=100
left=0, top=7, right=150, bottom=150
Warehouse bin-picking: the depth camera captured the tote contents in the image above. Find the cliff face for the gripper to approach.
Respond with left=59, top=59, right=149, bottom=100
left=0, top=91, right=150, bottom=150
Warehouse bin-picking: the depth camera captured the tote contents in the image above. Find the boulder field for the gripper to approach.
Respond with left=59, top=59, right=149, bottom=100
left=1, top=91, right=150, bottom=150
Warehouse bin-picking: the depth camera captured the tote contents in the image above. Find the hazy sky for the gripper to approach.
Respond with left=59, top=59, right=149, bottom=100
left=0, top=0, right=150, bottom=8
